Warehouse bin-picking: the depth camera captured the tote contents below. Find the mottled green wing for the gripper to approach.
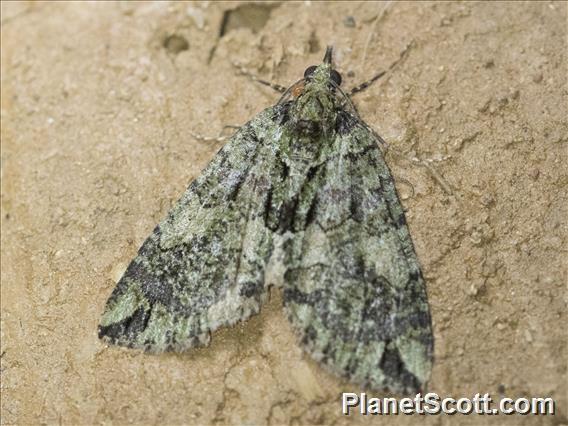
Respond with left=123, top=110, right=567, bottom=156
left=99, top=106, right=286, bottom=352
left=283, top=119, right=434, bottom=394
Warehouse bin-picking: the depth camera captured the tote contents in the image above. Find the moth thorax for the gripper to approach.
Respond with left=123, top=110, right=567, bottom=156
left=293, top=92, right=335, bottom=136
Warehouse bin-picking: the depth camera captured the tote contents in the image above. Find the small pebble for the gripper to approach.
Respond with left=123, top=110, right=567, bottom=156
left=343, top=16, right=356, bottom=28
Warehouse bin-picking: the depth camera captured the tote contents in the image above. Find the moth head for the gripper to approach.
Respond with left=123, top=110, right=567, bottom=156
left=277, top=46, right=354, bottom=132
left=286, top=47, right=347, bottom=136
left=302, top=46, right=343, bottom=89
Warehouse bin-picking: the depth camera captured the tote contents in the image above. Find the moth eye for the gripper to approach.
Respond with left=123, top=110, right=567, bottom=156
left=303, top=65, right=317, bottom=78
left=331, top=69, right=342, bottom=86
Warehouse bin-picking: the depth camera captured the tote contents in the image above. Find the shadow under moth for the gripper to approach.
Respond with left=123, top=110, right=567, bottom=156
left=99, top=47, right=434, bottom=394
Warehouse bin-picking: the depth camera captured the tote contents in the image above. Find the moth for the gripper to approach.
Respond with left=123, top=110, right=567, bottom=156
left=99, top=47, right=434, bottom=394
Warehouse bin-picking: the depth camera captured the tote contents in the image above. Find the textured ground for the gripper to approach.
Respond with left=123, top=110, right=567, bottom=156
left=1, top=1, right=566, bottom=425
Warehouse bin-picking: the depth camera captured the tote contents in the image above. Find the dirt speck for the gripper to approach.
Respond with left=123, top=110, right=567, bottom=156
left=163, top=34, right=189, bottom=54
left=219, top=3, right=278, bottom=37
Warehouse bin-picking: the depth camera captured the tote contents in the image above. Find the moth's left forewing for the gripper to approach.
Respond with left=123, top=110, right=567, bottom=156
left=283, top=120, right=433, bottom=394
left=99, top=105, right=288, bottom=352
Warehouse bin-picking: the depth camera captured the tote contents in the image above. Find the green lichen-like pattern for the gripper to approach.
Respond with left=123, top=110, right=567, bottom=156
left=99, top=48, right=433, bottom=394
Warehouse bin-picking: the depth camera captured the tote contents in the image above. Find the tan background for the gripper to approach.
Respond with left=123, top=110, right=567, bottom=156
left=1, top=1, right=566, bottom=425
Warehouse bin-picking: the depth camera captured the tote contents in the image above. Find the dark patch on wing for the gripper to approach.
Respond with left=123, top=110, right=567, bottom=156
left=99, top=306, right=150, bottom=341
left=335, top=109, right=359, bottom=135
left=278, top=195, right=299, bottom=232
left=263, top=187, right=274, bottom=225
left=305, top=196, right=319, bottom=226
left=408, top=270, right=420, bottom=282
left=138, top=272, right=174, bottom=306
left=379, top=342, right=421, bottom=393
left=138, top=226, right=161, bottom=256
left=283, top=282, right=324, bottom=306
left=346, top=143, right=376, bottom=162
left=239, top=280, right=263, bottom=298
left=272, top=101, right=292, bottom=124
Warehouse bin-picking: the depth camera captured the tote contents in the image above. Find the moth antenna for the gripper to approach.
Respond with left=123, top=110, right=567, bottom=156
left=323, top=46, right=333, bottom=64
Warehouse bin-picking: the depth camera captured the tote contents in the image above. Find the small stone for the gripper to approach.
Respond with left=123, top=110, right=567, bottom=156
left=529, top=169, right=540, bottom=180
left=163, top=34, right=189, bottom=54
left=186, top=6, right=206, bottom=29
left=343, top=16, right=356, bottom=28
left=480, top=193, right=494, bottom=207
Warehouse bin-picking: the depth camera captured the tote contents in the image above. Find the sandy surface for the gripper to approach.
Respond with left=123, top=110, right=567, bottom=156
left=1, top=1, right=566, bottom=425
